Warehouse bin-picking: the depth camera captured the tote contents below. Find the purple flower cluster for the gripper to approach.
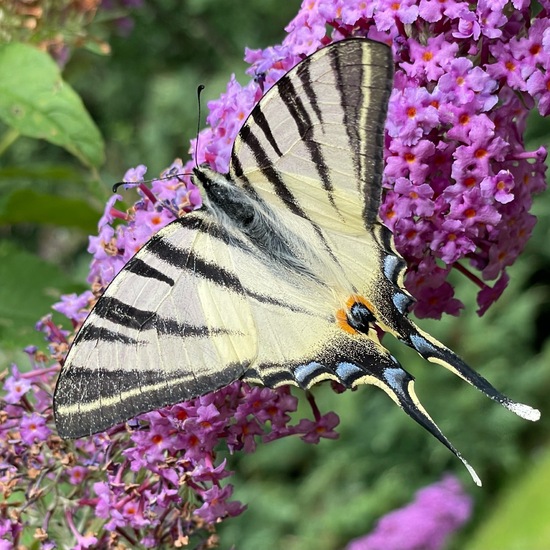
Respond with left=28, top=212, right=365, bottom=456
left=0, top=317, right=339, bottom=547
left=191, top=0, right=548, bottom=318
left=346, top=475, right=472, bottom=550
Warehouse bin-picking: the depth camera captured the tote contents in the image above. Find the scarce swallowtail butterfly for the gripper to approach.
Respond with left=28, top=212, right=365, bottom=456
left=54, top=38, right=540, bottom=485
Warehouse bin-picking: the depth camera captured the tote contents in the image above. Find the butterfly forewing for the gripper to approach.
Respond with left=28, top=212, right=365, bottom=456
left=231, top=39, right=393, bottom=233
left=55, top=213, right=258, bottom=437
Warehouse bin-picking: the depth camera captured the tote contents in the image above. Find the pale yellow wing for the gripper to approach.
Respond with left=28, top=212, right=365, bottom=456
left=230, top=38, right=392, bottom=234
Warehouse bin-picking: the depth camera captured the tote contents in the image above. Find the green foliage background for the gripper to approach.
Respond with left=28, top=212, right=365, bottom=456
left=1, top=1, right=549, bottom=549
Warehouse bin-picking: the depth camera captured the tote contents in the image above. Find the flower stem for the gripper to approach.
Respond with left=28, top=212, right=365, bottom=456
left=454, top=262, right=484, bottom=289
left=305, top=391, right=321, bottom=422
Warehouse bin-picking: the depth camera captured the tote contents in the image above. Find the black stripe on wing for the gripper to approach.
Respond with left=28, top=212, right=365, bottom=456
left=237, top=125, right=308, bottom=219
left=125, top=257, right=175, bottom=286
left=277, top=71, right=336, bottom=209
left=243, top=365, right=294, bottom=387
left=296, top=53, right=324, bottom=125
left=251, top=108, right=283, bottom=157
left=330, top=40, right=393, bottom=226
left=93, top=296, right=231, bottom=337
left=56, top=360, right=250, bottom=438
left=148, top=236, right=246, bottom=294
left=75, top=324, right=141, bottom=345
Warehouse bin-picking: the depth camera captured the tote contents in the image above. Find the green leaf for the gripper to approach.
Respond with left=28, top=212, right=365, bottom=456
left=0, top=240, right=85, bottom=356
left=0, top=188, right=101, bottom=233
left=465, top=446, right=550, bottom=550
left=0, top=43, right=105, bottom=168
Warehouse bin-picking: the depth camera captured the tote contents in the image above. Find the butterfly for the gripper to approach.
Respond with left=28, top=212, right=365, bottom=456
left=54, top=38, right=539, bottom=485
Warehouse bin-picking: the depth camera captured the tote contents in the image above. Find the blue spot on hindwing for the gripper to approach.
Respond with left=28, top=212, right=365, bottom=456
left=336, top=362, right=363, bottom=381
left=383, top=367, right=408, bottom=396
left=294, top=362, right=323, bottom=385
left=410, top=334, right=438, bottom=354
left=383, top=255, right=400, bottom=280
left=393, top=292, right=411, bottom=314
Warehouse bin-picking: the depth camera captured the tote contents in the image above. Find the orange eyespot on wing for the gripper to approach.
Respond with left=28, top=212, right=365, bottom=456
left=336, top=294, right=377, bottom=335
left=336, top=308, right=358, bottom=334
left=345, top=294, right=375, bottom=314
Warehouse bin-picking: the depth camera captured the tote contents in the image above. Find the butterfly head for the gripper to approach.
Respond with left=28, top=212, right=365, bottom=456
left=192, top=165, right=257, bottom=227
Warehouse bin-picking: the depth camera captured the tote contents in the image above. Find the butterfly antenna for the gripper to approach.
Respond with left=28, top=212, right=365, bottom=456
left=109, top=87, right=206, bottom=210
left=112, top=181, right=126, bottom=193
left=195, top=84, right=205, bottom=168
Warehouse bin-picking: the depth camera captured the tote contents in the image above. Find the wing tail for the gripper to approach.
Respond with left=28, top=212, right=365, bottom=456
left=269, top=331, right=483, bottom=485
left=350, top=363, right=482, bottom=486
left=400, top=321, right=540, bottom=422
left=366, top=223, right=540, bottom=423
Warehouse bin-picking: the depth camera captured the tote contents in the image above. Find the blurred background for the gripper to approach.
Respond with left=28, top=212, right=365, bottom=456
left=1, top=1, right=549, bottom=549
